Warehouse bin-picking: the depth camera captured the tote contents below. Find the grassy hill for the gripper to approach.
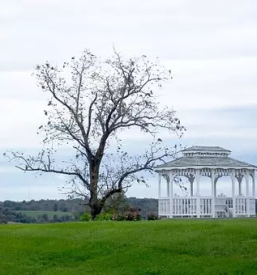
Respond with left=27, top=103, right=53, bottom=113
left=1, top=219, right=257, bottom=274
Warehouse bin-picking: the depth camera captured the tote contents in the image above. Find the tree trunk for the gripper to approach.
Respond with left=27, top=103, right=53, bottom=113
left=90, top=203, right=102, bottom=220
left=89, top=162, right=102, bottom=219
left=88, top=160, right=123, bottom=219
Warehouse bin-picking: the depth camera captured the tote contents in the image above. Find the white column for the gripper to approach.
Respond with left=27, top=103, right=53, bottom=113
left=211, top=170, right=215, bottom=218
left=158, top=173, right=161, bottom=216
left=169, top=172, right=174, bottom=218
left=252, top=171, right=255, bottom=198
left=214, top=179, right=217, bottom=197
left=231, top=172, right=236, bottom=218
left=158, top=173, right=161, bottom=198
left=196, top=170, right=201, bottom=218
left=246, top=172, right=250, bottom=217
left=190, top=181, right=194, bottom=196
left=239, top=180, right=242, bottom=196
left=166, top=175, right=170, bottom=198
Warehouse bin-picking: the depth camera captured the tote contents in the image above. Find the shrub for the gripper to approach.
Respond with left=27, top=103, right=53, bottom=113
left=147, top=212, right=159, bottom=220
left=135, top=214, right=141, bottom=221
left=80, top=212, right=91, bottom=222
left=112, top=208, right=142, bottom=221
left=0, top=214, right=7, bottom=224
left=95, top=212, right=113, bottom=221
left=115, top=214, right=126, bottom=221
left=126, top=212, right=135, bottom=221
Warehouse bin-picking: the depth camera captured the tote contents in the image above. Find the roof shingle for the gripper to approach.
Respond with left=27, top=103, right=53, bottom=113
left=155, top=146, right=257, bottom=170
left=155, top=156, right=257, bottom=169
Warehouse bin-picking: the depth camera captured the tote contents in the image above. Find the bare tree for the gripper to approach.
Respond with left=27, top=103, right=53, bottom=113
left=6, top=50, right=185, bottom=219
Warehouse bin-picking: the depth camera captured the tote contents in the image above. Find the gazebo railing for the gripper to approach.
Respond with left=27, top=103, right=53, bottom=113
left=235, top=197, right=246, bottom=215
left=159, top=196, right=256, bottom=217
left=215, top=196, right=256, bottom=216
left=249, top=198, right=256, bottom=215
left=215, top=197, right=233, bottom=217
left=159, top=197, right=212, bottom=217
left=200, top=197, right=212, bottom=215
left=158, top=199, right=170, bottom=216
left=173, top=197, right=197, bottom=216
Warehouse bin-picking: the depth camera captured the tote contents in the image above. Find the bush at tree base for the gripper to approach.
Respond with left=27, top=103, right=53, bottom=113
left=112, top=206, right=142, bottom=221
left=80, top=206, right=142, bottom=221
left=95, top=212, right=113, bottom=221
left=146, top=212, right=159, bottom=220
left=80, top=212, right=91, bottom=222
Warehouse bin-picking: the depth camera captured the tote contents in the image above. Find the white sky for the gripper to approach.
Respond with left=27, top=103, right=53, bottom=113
left=0, top=0, right=257, bottom=201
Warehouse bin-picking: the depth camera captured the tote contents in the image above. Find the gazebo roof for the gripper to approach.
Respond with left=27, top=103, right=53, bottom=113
left=182, top=146, right=231, bottom=153
left=155, top=146, right=257, bottom=170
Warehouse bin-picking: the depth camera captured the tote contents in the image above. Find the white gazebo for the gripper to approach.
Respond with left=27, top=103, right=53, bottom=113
left=155, top=146, right=257, bottom=218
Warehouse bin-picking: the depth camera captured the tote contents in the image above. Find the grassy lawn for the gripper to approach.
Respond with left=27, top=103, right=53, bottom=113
left=18, top=210, right=73, bottom=218
left=1, top=219, right=257, bottom=274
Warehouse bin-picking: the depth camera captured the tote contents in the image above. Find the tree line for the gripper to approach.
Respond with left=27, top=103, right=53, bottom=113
left=0, top=196, right=158, bottom=224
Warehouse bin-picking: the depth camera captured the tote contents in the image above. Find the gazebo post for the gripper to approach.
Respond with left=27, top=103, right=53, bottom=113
left=214, top=178, right=218, bottom=197
left=211, top=169, right=215, bottom=218
left=158, top=173, right=161, bottom=198
left=190, top=181, right=194, bottom=197
left=246, top=172, right=250, bottom=217
left=231, top=172, right=236, bottom=218
left=169, top=172, right=174, bottom=218
left=252, top=171, right=255, bottom=197
left=166, top=176, right=170, bottom=198
left=239, top=180, right=242, bottom=196
left=187, top=174, right=194, bottom=196
left=196, top=170, right=200, bottom=218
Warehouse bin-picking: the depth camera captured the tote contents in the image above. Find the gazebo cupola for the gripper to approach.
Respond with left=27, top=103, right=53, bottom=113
left=182, top=146, right=231, bottom=157
left=154, top=146, right=257, bottom=218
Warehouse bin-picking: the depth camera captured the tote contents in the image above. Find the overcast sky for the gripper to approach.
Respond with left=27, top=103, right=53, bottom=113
left=1, top=0, right=257, bottom=201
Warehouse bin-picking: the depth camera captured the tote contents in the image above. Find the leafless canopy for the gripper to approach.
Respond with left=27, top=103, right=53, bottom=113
left=6, top=50, right=185, bottom=218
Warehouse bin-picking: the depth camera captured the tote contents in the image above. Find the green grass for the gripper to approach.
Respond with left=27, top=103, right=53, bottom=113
left=1, top=219, right=257, bottom=274
left=18, top=210, right=72, bottom=218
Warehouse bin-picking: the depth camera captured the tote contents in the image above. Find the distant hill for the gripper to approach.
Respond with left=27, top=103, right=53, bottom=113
left=0, top=197, right=158, bottom=223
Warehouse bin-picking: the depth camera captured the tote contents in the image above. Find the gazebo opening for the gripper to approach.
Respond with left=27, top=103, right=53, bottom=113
left=154, top=146, right=256, bottom=218
left=173, top=176, right=190, bottom=197
left=198, top=176, right=212, bottom=197
left=216, top=176, right=233, bottom=197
